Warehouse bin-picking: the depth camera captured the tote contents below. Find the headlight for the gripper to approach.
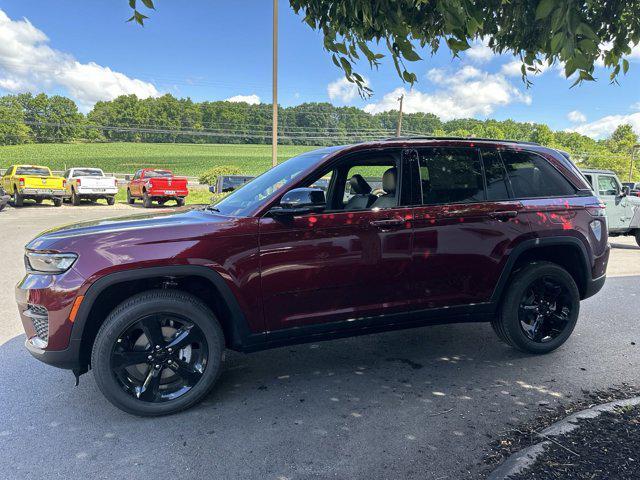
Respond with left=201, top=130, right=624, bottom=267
left=25, top=251, right=78, bottom=273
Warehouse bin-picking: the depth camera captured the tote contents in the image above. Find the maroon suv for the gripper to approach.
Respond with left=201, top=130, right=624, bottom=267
left=16, top=138, right=609, bottom=416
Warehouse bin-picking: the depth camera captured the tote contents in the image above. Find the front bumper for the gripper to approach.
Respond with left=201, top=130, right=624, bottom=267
left=16, top=269, right=87, bottom=370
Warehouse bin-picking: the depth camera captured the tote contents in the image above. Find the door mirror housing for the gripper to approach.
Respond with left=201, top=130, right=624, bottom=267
left=621, top=186, right=630, bottom=197
left=270, top=188, right=326, bottom=217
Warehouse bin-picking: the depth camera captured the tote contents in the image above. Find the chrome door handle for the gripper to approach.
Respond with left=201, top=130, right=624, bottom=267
left=488, top=210, right=518, bottom=221
left=370, top=218, right=405, bottom=228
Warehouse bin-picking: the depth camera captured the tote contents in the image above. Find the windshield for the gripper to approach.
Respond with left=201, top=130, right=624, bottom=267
left=73, top=169, right=104, bottom=177
left=145, top=170, right=173, bottom=178
left=16, top=167, right=50, bottom=176
left=212, top=147, right=339, bottom=216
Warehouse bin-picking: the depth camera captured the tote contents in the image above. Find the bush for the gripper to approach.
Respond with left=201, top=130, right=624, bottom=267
left=198, top=165, right=243, bottom=185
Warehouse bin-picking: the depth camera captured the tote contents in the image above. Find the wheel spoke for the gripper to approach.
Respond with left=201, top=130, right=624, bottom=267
left=112, top=349, right=150, bottom=369
left=170, top=359, right=203, bottom=386
left=166, top=324, right=204, bottom=351
left=137, top=366, right=162, bottom=402
left=138, top=317, right=165, bottom=348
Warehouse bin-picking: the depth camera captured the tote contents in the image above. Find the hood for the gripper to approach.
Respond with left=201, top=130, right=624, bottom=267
left=26, top=208, right=250, bottom=252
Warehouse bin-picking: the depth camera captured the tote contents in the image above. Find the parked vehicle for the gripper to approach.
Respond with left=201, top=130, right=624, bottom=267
left=0, top=186, right=9, bottom=212
left=1, top=165, right=66, bottom=207
left=17, top=138, right=609, bottom=416
left=64, top=168, right=118, bottom=205
left=621, top=182, right=640, bottom=197
left=582, top=169, right=640, bottom=246
left=126, top=169, right=188, bottom=208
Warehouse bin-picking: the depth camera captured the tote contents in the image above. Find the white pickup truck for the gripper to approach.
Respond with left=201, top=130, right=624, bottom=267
left=63, top=168, right=118, bottom=205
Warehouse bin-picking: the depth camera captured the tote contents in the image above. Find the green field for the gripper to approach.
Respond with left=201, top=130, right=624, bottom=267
left=0, top=143, right=320, bottom=177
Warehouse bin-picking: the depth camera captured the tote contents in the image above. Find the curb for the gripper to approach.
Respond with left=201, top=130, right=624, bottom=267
left=487, top=396, right=640, bottom=480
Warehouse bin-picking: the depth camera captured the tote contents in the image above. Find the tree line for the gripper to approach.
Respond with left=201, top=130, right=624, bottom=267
left=0, top=92, right=637, bottom=179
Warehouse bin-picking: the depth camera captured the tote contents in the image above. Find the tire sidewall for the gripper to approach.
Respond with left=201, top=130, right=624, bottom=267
left=501, top=262, right=580, bottom=354
left=92, top=291, right=224, bottom=416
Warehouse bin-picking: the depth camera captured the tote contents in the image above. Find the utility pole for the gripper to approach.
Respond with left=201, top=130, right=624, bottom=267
left=395, top=94, right=404, bottom=137
left=271, top=0, right=278, bottom=167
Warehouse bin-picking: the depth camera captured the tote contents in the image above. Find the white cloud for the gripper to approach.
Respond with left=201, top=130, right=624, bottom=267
left=632, top=102, right=640, bottom=112
left=570, top=113, right=640, bottom=139
left=501, top=60, right=552, bottom=77
left=0, top=9, right=159, bottom=111
left=327, top=77, right=368, bottom=103
left=567, top=110, right=587, bottom=123
left=225, top=94, right=261, bottom=105
left=465, top=38, right=494, bottom=63
left=363, top=66, right=531, bottom=121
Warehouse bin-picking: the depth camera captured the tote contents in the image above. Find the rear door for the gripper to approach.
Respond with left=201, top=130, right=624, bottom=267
left=408, top=147, right=531, bottom=309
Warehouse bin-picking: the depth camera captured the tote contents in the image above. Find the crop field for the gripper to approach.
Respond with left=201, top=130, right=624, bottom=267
left=0, top=143, right=319, bottom=177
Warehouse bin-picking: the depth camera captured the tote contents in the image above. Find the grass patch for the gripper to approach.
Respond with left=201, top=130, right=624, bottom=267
left=0, top=143, right=319, bottom=177
left=114, top=186, right=218, bottom=206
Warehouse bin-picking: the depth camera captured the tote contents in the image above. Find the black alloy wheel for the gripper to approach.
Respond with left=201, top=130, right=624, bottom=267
left=111, top=314, right=209, bottom=403
left=518, top=276, right=573, bottom=343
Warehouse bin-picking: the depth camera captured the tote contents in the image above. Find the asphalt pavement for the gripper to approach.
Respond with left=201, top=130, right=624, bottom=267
left=1, top=203, right=639, bottom=480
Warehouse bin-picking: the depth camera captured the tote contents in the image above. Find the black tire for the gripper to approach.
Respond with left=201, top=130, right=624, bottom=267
left=35, top=198, right=43, bottom=204
left=176, top=197, right=185, bottom=207
left=635, top=230, right=640, bottom=248
left=127, top=189, right=135, bottom=204
left=106, top=196, right=116, bottom=206
left=53, top=197, right=63, bottom=207
left=13, top=187, right=23, bottom=207
left=91, top=290, right=225, bottom=416
left=491, top=262, right=580, bottom=354
left=71, top=188, right=81, bottom=206
left=143, top=191, right=152, bottom=208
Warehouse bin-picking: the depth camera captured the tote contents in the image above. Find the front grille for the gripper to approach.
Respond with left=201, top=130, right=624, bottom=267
left=26, top=304, right=49, bottom=344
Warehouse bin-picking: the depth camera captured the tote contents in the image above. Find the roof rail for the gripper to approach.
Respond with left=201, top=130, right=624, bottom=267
left=379, top=135, right=540, bottom=146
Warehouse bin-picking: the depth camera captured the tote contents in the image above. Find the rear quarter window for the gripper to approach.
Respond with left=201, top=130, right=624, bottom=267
left=500, top=150, right=576, bottom=198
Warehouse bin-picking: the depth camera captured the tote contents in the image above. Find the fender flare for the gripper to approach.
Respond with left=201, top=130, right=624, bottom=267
left=489, top=236, right=592, bottom=304
left=70, top=265, right=258, bottom=350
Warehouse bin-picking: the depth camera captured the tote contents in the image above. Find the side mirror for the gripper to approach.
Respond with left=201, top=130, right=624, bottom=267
left=270, top=188, right=326, bottom=217
left=621, top=186, right=630, bottom=197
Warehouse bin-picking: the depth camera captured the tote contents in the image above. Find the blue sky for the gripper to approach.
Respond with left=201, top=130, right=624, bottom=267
left=0, top=0, right=639, bottom=138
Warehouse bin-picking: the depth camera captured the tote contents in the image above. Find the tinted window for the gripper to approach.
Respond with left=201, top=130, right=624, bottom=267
left=73, top=169, right=104, bottom=177
left=145, top=170, right=173, bottom=178
left=16, top=167, right=50, bottom=176
left=583, top=174, right=593, bottom=188
left=500, top=151, right=575, bottom=198
left=481, top=150, right=510, bottom=201
left=597, top=175, right=619, bottom=196
left=418, top=148, right=484, bottom=205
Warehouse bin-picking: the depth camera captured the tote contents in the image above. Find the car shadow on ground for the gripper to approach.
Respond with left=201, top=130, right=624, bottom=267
left=610, top=242, right=640, bottom=250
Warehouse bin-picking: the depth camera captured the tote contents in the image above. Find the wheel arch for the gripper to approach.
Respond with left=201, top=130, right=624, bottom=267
left=491, top=237, right=592, bottom=305
left=72, top=266, right=257, bottom=373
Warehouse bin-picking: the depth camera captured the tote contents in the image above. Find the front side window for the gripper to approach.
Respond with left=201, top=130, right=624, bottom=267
left=500, top=150, right=576, bottom=198
left=417, top=148, right=484, bottom=205
left=597, top=175, right=619, bottom=196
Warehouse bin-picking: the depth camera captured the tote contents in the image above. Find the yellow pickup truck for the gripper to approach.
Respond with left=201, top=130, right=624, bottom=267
left=1, top=165, right=66, bottom=207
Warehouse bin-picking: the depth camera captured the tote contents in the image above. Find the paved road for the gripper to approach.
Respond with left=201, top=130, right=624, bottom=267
left=1, top=204, right=639, bottom=479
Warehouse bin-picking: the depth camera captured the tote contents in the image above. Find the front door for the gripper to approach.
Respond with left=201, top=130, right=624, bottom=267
left=259, top=151, right=414, bottom=335
left=597, top=173, right=630, bottom=231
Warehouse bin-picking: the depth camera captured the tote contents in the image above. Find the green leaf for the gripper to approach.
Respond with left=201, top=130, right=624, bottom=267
left=622, top=59, right=630, bottom=74
left=141, top=0, right=155, bottom=9
left=535, top=0, right=556, bottom=20
left=129, top=0, right=136, bottom=9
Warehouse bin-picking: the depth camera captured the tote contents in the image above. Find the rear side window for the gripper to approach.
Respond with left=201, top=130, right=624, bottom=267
left=481, top=150, right=510, bottom=201
left=597, top=175, right=619, bottom=196
left=500, top=150, right=575, bottom=198
left=418, top=148, right=484, bottom=205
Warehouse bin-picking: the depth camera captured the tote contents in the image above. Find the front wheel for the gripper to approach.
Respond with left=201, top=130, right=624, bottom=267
left=127, top=189, right=135, bottom=204
left=91, top=290, right=225, bottom=416
left=106, top=196, right=116, bottom=206
left=491, top=262, right=580, bottom=354
left=143, top=191, right=152, bottom=208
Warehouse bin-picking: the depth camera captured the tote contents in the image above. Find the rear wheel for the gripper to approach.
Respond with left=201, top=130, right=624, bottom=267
left=491, top=262, right=580, bottom=354
left=106, top=196, right=116, bottom=206
left=176, top=197, right=185, bottom=207
left=53, top=197, right=63, bottom=207
left=91, top=290, right=224, bottom=416
left=71, top=188, right=81, bottom=206
left=13, top=187, right=23, bottom=207
left=143, top=191, right=152, bottom=208
left=127, top=189, right=135, bottom=204
left=635, top=230, right=640, bottom=248
left=35, top=198, right=43, bottom=204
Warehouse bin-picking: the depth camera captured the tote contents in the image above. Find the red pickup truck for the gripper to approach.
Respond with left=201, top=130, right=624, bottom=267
left=126, top=169, right=188, bottom=208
